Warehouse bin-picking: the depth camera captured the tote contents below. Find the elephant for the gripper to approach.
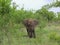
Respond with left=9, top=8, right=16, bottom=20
left=23, top=18, right=38, bottom=38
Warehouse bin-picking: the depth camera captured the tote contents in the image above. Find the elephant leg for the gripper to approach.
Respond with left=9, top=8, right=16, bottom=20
left=29, top=31, right=32, bottom=38
left=27, top=29, right=32, bottom=38
left=27, top=28, right=36, bottom=38
left=32, top=29, right=36, bottom=38
left=27, top=29, right=30, bottom=37
left=27, top=29, right=33, bottom=38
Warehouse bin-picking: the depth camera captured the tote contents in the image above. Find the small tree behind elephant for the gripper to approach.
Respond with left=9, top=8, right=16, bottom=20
left=23, top=19, right=38, bottom=38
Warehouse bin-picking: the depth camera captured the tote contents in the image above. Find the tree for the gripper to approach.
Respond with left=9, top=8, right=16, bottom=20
left=57, top=12, right=60, bottom=20
left=52, top=0, right=60, bottom=7
left=0, top=0, right=11, bottom=15
left=36, top=7, right=55, bottom=22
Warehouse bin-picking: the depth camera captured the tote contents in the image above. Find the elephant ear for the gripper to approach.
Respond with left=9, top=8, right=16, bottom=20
left=34, top=20, right=38, bottom=26
left=23, top=19, right=28, bottom=26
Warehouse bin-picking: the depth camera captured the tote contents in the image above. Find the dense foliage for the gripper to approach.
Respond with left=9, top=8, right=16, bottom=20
left=0, top=0, right=60, bottom=45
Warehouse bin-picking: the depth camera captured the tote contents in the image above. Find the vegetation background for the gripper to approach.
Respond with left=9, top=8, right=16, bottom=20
left=0, top=0, right=60, bottom=45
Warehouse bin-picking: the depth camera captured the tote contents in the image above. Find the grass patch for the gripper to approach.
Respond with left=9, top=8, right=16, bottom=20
left=0, top=23, right=60, bottom=45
